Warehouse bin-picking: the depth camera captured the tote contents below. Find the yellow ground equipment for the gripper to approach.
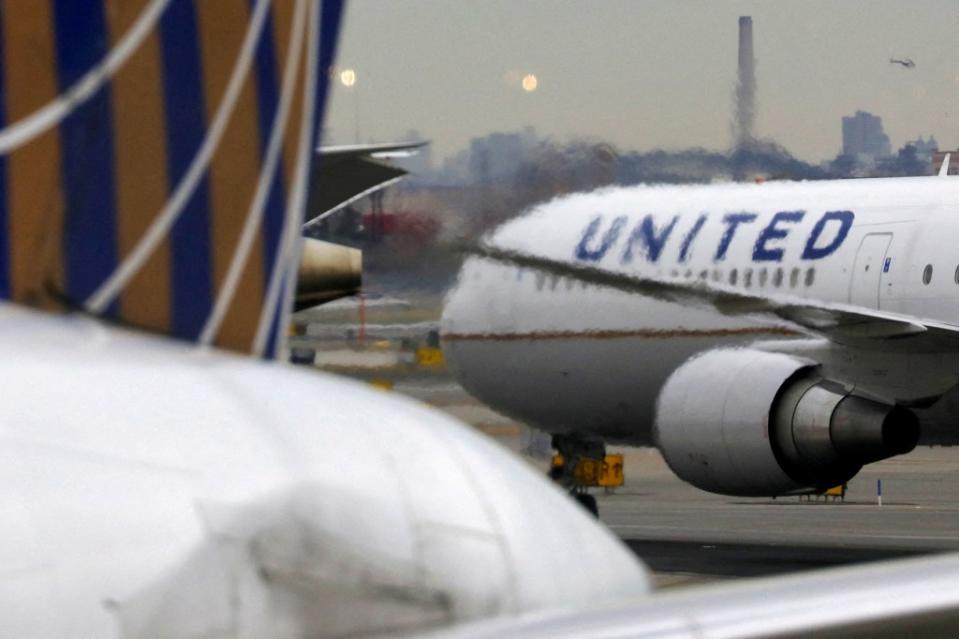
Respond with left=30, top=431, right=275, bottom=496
left=824, top=484, right=846, bottom=501
left=415, top=346, right=445, bottom=368
left=798, top=483, right=846, bottom=502
left=551, top=453, right=624, bottom=490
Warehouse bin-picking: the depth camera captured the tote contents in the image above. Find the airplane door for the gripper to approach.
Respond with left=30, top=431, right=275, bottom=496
left=849, top=233, right=892, bottom=308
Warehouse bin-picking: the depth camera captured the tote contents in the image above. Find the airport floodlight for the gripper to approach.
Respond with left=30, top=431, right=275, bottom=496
left=340, top=68, right=357, bottom=87
left=522, top=73, right=538, bottom=92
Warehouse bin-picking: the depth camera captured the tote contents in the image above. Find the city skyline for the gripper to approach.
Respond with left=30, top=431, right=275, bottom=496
left=325, top=2, right=959, bottom=164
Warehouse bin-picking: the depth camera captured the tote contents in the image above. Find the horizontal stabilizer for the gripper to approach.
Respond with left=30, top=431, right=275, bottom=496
left=305, top=141, right=428, bottom=227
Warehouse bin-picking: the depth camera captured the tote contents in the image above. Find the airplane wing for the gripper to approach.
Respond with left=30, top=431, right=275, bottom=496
left=464, top=242, right=959, bottom=349
left=433, top=551, right=959, bottom=638
left=305, top=140, right=428, bottom=227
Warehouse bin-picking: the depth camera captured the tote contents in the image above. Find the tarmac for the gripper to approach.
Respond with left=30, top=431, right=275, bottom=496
left=596, top=446, right=959, bottom=587
left=395, top=373, right=959, bottom=589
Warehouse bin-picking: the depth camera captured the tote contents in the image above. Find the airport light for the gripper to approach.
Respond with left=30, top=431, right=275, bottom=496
left=522, top=73, right=538, bottom=92
left=340, top=68, right=356, bottom=88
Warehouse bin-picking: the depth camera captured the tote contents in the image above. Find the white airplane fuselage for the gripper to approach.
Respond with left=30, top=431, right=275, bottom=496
left=442, top=176, right=959, bottom=445
left=0, top=304, right=648, bottom=636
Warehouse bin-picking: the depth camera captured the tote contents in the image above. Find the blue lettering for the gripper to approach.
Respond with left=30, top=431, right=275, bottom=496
left=753, top=211, right=805, bottom=262
left=574, top=215, right=627, bottom=262
left=679, top=214, right=707, bottom=262
left=802, top=210, right=854, bottom=260
left=622, top=215, right=678, bottom=264
left=714, top=212, right=757, bottom=261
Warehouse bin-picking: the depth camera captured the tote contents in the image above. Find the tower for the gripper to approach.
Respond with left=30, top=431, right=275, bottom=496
left=734, top=16, right=755, bottom=149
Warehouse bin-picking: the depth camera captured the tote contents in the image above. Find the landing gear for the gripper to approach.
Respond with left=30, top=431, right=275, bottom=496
left=551, top=432, right=606, bottom=518
left=572, top=491, right=599, bottom=517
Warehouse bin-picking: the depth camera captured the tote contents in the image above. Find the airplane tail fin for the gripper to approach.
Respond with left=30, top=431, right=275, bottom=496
left=0, top=0, right=344, bottom=358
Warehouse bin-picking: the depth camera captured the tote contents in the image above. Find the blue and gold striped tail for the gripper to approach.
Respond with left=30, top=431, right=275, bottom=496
left=0, top=0, right=344, bottom=358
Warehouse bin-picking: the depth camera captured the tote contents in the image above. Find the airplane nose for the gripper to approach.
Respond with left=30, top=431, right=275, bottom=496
left=110, top=376, right=651, bottom=637
left=439, top=259, right=474, bottom=339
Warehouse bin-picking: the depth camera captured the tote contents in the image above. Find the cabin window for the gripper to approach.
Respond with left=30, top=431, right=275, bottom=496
left=758, top=268, right=768, bottom=287
left=954, top=265, right=959, bottom=285
left=712, top=269, right=722, bottom=282
left=744, top=268, right=753, bottom=288
left=805, top=268, right=815, bottom=287
left=923, top=264, right=933, bottom=285
left=772, top=268, right=783, bottom=287
left=699, top=270, right=708, bottom=280
left=790, top=267, right=800, bottom=288
left=729, top=269, right=738, bottom=286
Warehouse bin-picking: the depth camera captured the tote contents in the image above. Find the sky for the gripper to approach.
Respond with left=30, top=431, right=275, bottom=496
left=325, top=1, right=959, bottom=164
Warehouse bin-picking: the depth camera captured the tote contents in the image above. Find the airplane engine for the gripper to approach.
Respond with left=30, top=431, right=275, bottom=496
left=654, top=348, right=919, bottom=496
left=295, top=238, right=362, bottom=311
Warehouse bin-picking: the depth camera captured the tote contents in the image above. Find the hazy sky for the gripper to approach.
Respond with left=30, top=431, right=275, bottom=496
left=325, top=1, right=959, bottom=164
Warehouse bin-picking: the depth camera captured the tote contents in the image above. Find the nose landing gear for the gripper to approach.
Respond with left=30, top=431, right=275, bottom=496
left=550, top=432, right=607, bottom=518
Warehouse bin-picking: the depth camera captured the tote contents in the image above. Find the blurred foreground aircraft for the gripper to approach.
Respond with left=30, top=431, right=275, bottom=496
left=0, top=1, right=651, bottom=635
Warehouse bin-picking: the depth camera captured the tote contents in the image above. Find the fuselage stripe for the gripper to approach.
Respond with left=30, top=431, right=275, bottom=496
left=52, top=0, right=120, bottom=316
left=0, top=11, right=10, bottom=299
left=276, top=0, right=343, bottom=353
left=195, top=1, right=265, bottom=350
left=158, top=0, right=213, bottom=340
left=3, top=2, right=63, bottom=305
left=252, top=0, right=302, bottom=358
left=250, top=2, right=287, bottom=297
left=105, top=0, right=172, bottom=333
left=443, top=327, right=801, bottom=342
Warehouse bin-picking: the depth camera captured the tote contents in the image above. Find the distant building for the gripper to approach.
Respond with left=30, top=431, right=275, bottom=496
left=467, top=129, right=537, bottom=183
left=842, top=111, right=891, bottom=165
left=906, top=135, right=938, bottom=164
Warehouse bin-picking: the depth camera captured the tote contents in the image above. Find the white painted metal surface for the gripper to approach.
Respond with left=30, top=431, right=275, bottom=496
left=849, top=233, right=892, bottom=307
left=0, top=303, right=649, bottom=637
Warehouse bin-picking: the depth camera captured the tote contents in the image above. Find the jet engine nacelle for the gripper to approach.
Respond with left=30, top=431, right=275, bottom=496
left=654, top=349, right=919, bottom=496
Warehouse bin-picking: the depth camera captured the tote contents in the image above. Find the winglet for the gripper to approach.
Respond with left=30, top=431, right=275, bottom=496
left=939, top=153, right=951, bottom=177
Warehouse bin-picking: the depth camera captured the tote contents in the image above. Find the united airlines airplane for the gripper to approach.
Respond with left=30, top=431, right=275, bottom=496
left=443, top=172, right=959, bottom=497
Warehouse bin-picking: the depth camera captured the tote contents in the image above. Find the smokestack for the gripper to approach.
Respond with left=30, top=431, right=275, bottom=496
left=734, top=16, right=755, bottom=150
